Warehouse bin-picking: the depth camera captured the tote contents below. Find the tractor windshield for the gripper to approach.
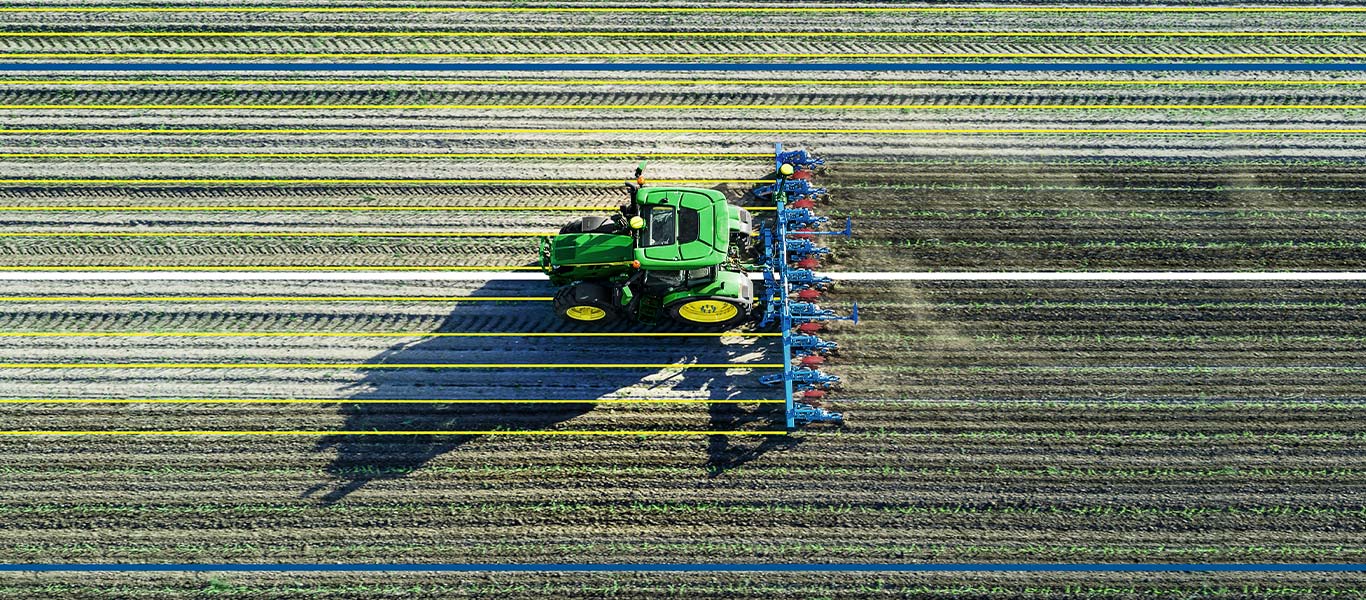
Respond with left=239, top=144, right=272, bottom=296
left=642, top=206, right=676, bottom=247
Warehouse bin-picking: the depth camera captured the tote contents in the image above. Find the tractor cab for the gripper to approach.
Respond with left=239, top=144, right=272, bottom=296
left=539, top=166, right=756, bottom=327
left=633, top=187, right=732, bottom=265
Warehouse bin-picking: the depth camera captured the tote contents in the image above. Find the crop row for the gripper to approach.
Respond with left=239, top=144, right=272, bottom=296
left=7, top=86, right=1366, bottom=103
left=12, top=37, right=1366, bottom=53
left=3, top=571, right=1363, bottom=600
left=3, top=463, right=1363, bottom=480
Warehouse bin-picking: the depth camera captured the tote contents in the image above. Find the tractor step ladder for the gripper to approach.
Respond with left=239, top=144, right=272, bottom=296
left=756, top=143, right=857, bottom=429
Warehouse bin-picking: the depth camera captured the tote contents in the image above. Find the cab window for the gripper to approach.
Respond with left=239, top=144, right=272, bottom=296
left=642, top=206, right=676, bottom=247
left=678, top=208, right=700, bottom=244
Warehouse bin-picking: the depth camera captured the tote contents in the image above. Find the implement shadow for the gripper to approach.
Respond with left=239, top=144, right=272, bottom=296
left=705, top=403, right=803, bottom=477
left=302, top=278, right=790, bottom=504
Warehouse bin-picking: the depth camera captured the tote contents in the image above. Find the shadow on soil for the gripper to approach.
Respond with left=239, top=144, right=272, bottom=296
left=302, top=278, right=798, bottom=504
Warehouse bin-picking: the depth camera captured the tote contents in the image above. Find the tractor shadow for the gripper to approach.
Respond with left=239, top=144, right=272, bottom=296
left=302, top=278, right=795, bottom=504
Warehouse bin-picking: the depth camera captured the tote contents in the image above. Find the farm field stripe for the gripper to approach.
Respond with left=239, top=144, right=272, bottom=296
left=0, top=152, right=768, bottom=159
left=0, top=398, right=784, bottom=404
left=0, top=206, right=653, bottom=212
left=828, top=272, right=1366, bottom=280
left=6, top=271, right=1366, bottom=281
left=0, top=399, right=1329, bottom=407
left=0, top=206, right=777, bottom=213
left=15, top=52, right=1366, bottom=58
left=0, top=296, right=550, bottom=301
left=0, top=563, right=1361, bottom=572
left=15, top=79, right=1366, bottom=86
left=10, top=63, right=1366, bottom=73
left=0, top=332, right=776, bottom=338
left=12, top=103, right=1366, bottom=110
left=0, top=362, right=783, bottom=369
left=0, top=179, right=764, bottom=185
left=7, top=6, right=1366, bottom=11
left=0, top=430, right=786, bottom=436
left=846, top=184, right=1366, bottom=191
left=0, top=231, right=558, bottom=237
left=16, top=31, right=1366, bottom=38
left=16, top=127, right=1366, bottom=135
left=0, top=267, right=546, bottom=272
left=0, top=271, right=557, bottom=280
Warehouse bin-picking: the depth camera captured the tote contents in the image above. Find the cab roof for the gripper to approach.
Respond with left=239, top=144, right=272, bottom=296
left=636, top=187, right=727, bottom=210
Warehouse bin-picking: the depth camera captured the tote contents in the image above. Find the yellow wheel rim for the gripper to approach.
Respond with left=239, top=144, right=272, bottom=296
left=565, top=305, right=607, bottom=321
left=676, top=299, right=740, bottom=323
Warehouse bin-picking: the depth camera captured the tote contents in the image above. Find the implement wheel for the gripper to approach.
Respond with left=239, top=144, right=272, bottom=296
left=665, top=296, right=750, bottom=329
left=554, top=282, right=619, bottom=323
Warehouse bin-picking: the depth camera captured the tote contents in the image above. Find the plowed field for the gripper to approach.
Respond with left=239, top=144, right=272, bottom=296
left=2, top=1, right=1365, bottom=598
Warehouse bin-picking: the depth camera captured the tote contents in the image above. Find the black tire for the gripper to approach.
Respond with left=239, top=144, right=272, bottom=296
left=664, top=296, right=752, bottom=330
left=559, top=216, right=616, bottom=235
left=553, top=282, right=620, bottom=323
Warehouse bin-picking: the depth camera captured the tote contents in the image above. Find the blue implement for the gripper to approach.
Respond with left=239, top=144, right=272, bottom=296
left=753, top=144, right=857, bottom=428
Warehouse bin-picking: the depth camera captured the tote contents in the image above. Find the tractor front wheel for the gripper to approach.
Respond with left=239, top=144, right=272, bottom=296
left=665, top=297, right=750, bottom=329
left=554, top=282, right=619, bottom=323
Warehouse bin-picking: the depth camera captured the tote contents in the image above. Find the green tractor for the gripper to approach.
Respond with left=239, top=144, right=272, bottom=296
left=539, top=164, right=756, bottom=329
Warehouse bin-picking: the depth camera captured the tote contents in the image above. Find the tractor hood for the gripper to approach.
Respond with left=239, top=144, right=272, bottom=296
left=550, top=233, right=635, bottom=265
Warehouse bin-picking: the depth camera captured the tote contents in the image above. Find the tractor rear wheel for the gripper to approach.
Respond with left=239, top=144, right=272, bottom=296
left=665, top=296, right=750, bottom=329
left=554, top=282, right=619, bottom=323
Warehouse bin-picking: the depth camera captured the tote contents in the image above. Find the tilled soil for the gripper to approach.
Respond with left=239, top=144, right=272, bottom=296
left=0, top=280, right=1361, bottom=568
left=828, top=280, right=1366, bottom=400
left=10, top=64, right=1366, bottom=271
left=3, top=571, right=1363, bottom=600
left=4, top=2, right=1366, bottom=596
left=12, top=160, right=1366, bottom=269
left=9, top=154, right=1366, bottom=270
